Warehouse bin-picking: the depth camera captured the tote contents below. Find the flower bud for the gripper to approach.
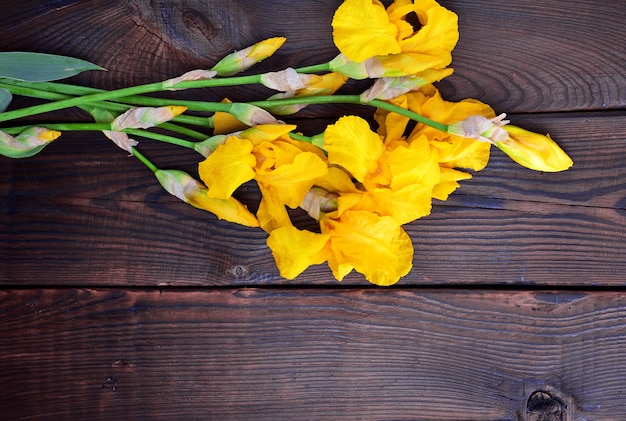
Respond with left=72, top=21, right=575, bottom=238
left=89, top=107, right=138, bottom=154
left=111, top=106, right=187, bottom=131
left=0, top=127, right=61, bottom=158
left=300, top=187, right=339, bottom=220
left=265, top=72, right=348, bottom=115
left=155, top=169, right=258, bottom=227
left=328, top=54, right=370, bottom=80
left=193, top=134, right=228, bottom=157
left=163, top=69, right=217, bottom=90
left=211, top=37, right=286, bottom=77
left=360, top=68, right=454, bottom=102
left=104, top=131, right=138, bottom=154
left=447, top=113, right=509, bottom=144
left=494, top=125, right=573, bottom=172
left=259, top=68, right=313, bottom=92
left=228, top=103, right=281, bottom=126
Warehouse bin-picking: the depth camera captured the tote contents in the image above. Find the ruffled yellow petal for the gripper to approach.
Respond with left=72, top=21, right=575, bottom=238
left=267, top=225, right=331, bottom=279
left=313, top=166, right=359, bottom=195
left=431, top=167, right=472, bottom=201
left=332, top=0, right=401, bottom=62
left=240, top=124, right=297, bottom=145
left=198, top=136, right=256, bottom=199
left=324, top=115, right=384, bottom=182
left=393, top=0, right=459, bottom=70
left=407, top=86, right=493, bottom=170
left=256, top=184, right=292, bottom=233
left=374, top=95, right=410, bottom=142
left=262, top=138, right=307, bottom=168
left=255, top=151, right=328, bottom=208
left=354, top=185, right=433, bottom=225
left=322, top=210, right=413, bottom=286
left=386, top=135, right=440, bottom=190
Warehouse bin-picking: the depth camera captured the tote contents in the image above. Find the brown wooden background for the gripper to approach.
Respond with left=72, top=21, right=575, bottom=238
left=1, top=1, right=625, bottom=419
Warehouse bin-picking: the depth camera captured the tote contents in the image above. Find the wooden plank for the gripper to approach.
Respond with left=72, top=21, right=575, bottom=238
left=0, top=0, right=623, bottom=113
left=2, top=113, right=625, bottom=286
left=2, top=287, right=626, bottom=420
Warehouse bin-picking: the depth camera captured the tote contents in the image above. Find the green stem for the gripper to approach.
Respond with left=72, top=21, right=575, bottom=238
left=123, top=129, right=196, bottom=149
left=0, top=73, right=265, bottom=123
left=158, top=122, right=208, bottom=140
left=3, top=122, right=197, bottom=149
left=0, top=80, right=211, bottom=137
left=368, top=99, right=449, bottom=133
left=250, top=95, right=450, bottom=133
left=0, top=63, right=450, bottom=133
left=288, top=132, right=314, bottom=143
left=294, top=63, right=332, bottom=74
left=2, top=123, right=110, bottom=134
left=131, top=147, right=158, bottom=173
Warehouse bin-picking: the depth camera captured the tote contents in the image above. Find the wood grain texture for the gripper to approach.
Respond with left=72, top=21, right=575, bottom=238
left=1, top=2, right=626, bottom=418
left=2, top=288, right=626, bottom=420
left=2, top=113, right=626, bottom=286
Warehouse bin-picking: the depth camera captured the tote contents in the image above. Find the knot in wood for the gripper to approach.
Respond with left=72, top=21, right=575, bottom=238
left=526, top=390, right=568, bottom=421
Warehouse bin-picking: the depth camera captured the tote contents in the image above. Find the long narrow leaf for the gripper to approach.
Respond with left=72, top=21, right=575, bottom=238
left=0, top=52, right=104, bottom=82
left=0, top=88, right=11, bottom=112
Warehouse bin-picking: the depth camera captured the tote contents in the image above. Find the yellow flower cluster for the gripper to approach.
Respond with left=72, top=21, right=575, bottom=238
left=0, top=0, right=573, bottom=286
left=266, top=85, right=497, bottom=286
left=188, top=0, right=572, bottom=286
left=330, top=0, right=458, bottom=78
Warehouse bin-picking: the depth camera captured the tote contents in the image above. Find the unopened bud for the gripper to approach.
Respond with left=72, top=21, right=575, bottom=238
left=265, top=72, right=348, bottom=115
left=448, top=113, right=509, bottom=143
left=89, top=107, right=138, bottom=154
left=163, top=69, right=217, bottom=90
left=112, top=106, right=187, bottom=131
left=228, top=103, right=281, bottom=126
left=0, top=127, right=61, bottom=158
left=193, top=134, right=228, bottom=157
left=154, top=168, right=258, bottom=227
left=300, top=187, right=339, bottom=220
left=494, top=125, right=573, bottom=172
left=211, top=37, right=286, bottom=77
left=260, top=68, right=313, bottom=92
left=360, top=68, right=454, bottom=101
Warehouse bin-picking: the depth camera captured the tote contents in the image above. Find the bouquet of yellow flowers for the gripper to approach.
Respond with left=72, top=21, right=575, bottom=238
left=0, top=0, right=572, bottom=285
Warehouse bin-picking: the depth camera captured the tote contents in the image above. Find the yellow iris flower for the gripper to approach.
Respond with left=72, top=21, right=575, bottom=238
left=267, top=209, right=413, bottom=286
left=405, top=85, right=495, bottom=171
left=373, top=85, right=496, bottom=200
left=323, top=115, right=439, bottom=224
left=198, top=124, right=328, bottom=232
left=331, top=0, right=458, bottom=78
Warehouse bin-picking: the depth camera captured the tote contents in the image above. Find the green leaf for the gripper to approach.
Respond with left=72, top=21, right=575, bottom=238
left=0, top=88, right=11, bottom=112
left=0, top=52, right=104, bottom=82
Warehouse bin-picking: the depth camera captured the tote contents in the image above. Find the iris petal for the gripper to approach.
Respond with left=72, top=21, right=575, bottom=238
left=332, top=0, right=401, bottom=62
left=198, top=136, right=256, bottom=199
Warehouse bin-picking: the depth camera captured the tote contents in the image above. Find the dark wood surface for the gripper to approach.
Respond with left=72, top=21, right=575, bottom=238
left=1, top=0, right=626, bottom=419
